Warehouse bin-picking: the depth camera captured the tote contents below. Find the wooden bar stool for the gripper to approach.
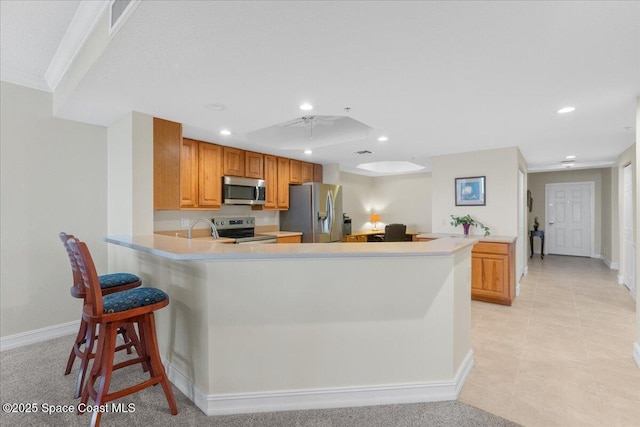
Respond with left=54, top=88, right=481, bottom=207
left=67, top=237, right=177, bottom=427
left=59, top=232, right=144, bottom=398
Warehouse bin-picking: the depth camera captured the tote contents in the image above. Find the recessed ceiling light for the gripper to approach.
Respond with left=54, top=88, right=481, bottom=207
left=205, top=103, right=226, bottom=111
left=220, top=129, right=231, bottom=136
left=304, top=149, right=312, bottom=155
left=557, top=106, right=575, bottom=114
left=565, top=155, right=576, bottom=159
left=299, top=103, right=313, bottom=111
left=377, top=136, right=388, bottom=142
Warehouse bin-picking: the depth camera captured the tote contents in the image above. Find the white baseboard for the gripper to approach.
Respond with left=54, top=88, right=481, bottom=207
left=516, top=281, right=521, bottom=297
left=618, top=275, right=625, bottom=286
left=590, top=253, right=601, bottom=259
left=633, top=342, right=640, bottom=369
left=165, top=350, right=475, bottom=416
left=523, top=266, right=528, bottom=276
left=0, top=320, right=79, bottom=352
left=602, top=258, right=619, bottom=270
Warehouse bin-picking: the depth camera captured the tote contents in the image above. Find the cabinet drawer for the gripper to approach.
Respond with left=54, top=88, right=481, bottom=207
left=472, top=242, right=508, bottom=255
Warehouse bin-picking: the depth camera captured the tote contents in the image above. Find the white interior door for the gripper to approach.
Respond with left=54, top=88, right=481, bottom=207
left=622, top=165, right=636, bottom=295
left=545, top=182, right=593, bottom=257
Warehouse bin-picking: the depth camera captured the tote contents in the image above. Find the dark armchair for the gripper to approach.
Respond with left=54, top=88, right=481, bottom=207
left=383, top=223, right=407, bottom=242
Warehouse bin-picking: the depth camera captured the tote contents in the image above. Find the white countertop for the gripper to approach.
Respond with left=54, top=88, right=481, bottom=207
left=416, top=232, right=517, bottom=244
left=105, top=234, right=477, bottom=260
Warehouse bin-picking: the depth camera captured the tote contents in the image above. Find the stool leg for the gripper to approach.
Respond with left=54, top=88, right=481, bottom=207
left=90, top=322, right=117, bottom=427
left=75, top=321, right=96, bottom=399
left=141, top=313, right=178, bottom=415
left=65, top=318, right=87, bottom=375
left=124, top=322, right=149, bottom=373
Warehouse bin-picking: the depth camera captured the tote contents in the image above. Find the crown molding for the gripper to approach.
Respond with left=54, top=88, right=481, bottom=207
left=44, top=0, right=110, bottom=92
left=0, top=65, right=51, bottom=92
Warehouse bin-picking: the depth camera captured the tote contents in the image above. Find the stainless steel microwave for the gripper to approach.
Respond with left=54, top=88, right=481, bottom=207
left=223, top=176, right=266, bottom=205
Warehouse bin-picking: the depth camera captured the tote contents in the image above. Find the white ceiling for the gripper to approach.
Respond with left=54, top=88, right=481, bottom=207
left=2, top=1, right=639, bottom=176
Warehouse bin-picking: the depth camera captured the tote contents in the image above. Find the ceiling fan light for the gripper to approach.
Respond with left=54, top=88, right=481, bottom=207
left=377, top=136, right=388, bottom=142
left=557, top=106, right=575, bottom=114
left=299, top=103, right=313, bottom=111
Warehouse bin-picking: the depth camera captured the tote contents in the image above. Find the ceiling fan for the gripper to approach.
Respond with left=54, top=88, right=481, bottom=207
left=279, top=115, right=343, bottom=139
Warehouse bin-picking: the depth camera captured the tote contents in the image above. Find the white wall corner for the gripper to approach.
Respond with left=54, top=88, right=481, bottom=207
left=633, top=342, right=640, bottom=369
left=516, top=281, right=521, bottom=297
left=0, top=320, right=79, bottom=352
left=618, top=275, right=625, bottom=285
left=523, top=266, right=528, bottom=275
left=164, top=350, right=474, bottom=416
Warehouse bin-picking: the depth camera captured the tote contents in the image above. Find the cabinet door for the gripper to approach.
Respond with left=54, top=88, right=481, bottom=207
left=301, top=162, right=314, bottom=183
left=313, top=164, right=323, bottom=183
left=263, top=155, right=278, bottom=209
left=198, top=142, right=222, bottom=208
left=277, top=157, right=290, bottom=209
left=223, top=147, right=245, bottom=177
left=245, top=151, right=264, bottom=179
left=180, top=138, right=199, bottom=208
left=153, top=118, right=181, bottom=210
left=277, top=235, right=302, bottom=244
left=289, top=159, right=302, bottom=184
left=471, top=253, right=509, bottom=301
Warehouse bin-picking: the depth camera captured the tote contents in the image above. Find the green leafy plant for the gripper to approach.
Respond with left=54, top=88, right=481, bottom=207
left=450, top=214, right=491, bottom=237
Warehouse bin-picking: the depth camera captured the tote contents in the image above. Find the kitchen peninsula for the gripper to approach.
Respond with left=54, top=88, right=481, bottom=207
left=106, top=235, right=476, bottom=416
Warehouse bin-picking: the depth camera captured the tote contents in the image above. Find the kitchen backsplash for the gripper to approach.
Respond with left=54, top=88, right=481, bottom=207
left=154, top=206, right=279, bottom=232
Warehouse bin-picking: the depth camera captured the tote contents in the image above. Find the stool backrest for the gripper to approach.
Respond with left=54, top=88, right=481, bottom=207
left=66, top=237, right=103, bottom=317
left=59, top=232, right=86, bottom=298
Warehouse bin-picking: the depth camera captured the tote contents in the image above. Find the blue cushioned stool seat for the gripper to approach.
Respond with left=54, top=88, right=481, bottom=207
left=98, top=273, right=141, bottom=290
left=102, top=287, right=168, bottom=314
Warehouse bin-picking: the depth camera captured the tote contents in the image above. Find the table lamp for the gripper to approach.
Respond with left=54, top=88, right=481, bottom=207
left=370, top=213, right=381, bottom=231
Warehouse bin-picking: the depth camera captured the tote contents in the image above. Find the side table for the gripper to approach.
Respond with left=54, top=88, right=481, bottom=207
left=530, top=229, right=544, bottom=259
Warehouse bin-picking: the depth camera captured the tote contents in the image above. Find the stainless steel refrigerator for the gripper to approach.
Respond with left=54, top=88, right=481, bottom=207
left=280, top=183, right=343, bottom=243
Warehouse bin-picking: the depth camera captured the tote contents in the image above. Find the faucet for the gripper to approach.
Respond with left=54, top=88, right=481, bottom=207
left=187, top=218, right=219, bottom=239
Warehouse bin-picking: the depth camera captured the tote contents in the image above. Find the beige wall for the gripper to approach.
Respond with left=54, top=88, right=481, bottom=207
left=635, top=97, right=639, bottom=357
left=340, top=171, right=432, bottom=233
left=431, top=147, right=520, bottom=237
left=0, top=82, right=107, bottom=337
left=528, top=168, right=608, bottom=258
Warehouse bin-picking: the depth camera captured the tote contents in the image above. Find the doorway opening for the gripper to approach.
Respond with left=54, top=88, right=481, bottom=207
left=622, top=164, right=636, bottom=297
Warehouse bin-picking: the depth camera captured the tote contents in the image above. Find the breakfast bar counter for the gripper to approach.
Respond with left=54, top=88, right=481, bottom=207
left=106, top=235, right=476, bottom=416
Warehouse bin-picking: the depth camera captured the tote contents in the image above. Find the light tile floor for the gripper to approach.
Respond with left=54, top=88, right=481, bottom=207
left=459, top=255, right=639, bottom=427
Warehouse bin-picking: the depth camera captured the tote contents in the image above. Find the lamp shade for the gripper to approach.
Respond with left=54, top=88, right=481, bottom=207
left=369, top=213, right=381, bottom=223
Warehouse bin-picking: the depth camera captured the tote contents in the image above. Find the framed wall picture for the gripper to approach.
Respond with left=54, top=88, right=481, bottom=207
left=455, top=176, right=486, bottom=206
left=527, top=189, right=532, bottom=212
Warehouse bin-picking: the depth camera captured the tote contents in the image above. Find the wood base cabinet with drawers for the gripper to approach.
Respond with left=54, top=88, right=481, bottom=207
left=471, top=241, right=515, bottom=306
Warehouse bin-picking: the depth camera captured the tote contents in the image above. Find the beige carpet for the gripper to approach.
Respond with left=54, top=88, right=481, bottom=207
left=0, top=335, right=520, bottom=426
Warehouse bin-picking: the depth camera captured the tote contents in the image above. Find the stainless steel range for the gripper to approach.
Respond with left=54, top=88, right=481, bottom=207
left=212, top=217, right=276, bottom=244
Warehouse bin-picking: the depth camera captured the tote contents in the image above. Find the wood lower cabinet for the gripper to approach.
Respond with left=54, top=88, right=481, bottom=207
left=277, top=235, right=302, bottom=243
left=223, top=147, right=245, bottom=177
left=471, top=241, right=515, bottom=305
left=153, top=118, right=182, bottom=210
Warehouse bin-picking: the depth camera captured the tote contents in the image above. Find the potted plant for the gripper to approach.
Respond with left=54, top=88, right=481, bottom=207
left=533, top=217, right=540, bottom=231
left=450, top=214, right=491, bottom=237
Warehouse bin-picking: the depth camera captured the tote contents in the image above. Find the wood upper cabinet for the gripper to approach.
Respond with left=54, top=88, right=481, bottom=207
left=179, top=139, right=222, bottom=210
left=471, top=241, right=515, bottom=306
left=289, top=159, right=302, bottom=184
left=245, top=151, right=264, bottom=179
left=197, top=142, right=222, bottom=208
left=277, top=157, right=290, bottom=209
left=153, top=118, right=182, bottom=210
left=180, top=138, right=199, bottom=208
left=263, top=154, right=278, bottom=209
left=301, top=162, right=314, bottom=183
left=313, top=164, right=323, bottom=183
left=223, top=147, right=245, bottom=177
